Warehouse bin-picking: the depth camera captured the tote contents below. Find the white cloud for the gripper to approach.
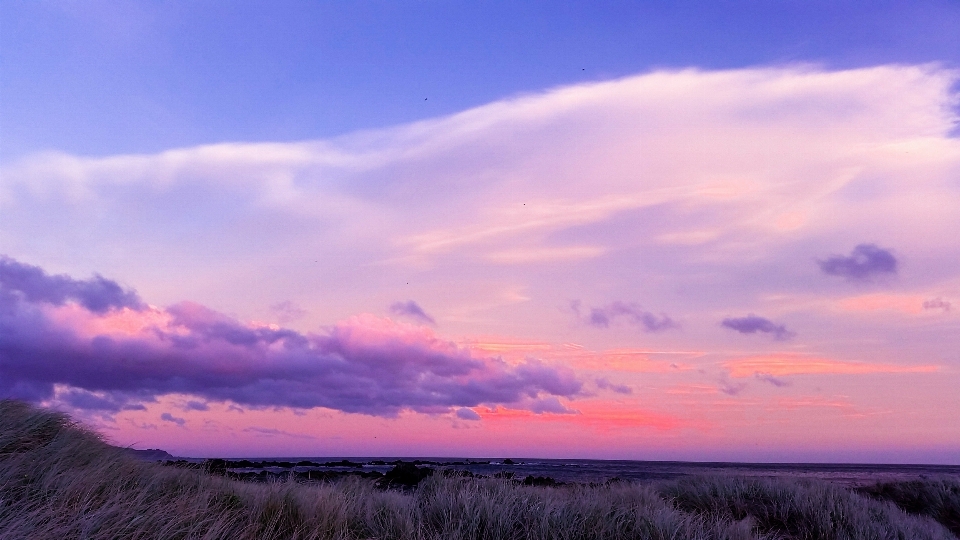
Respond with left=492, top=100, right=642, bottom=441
left=2, top=65, right=958, bottom=352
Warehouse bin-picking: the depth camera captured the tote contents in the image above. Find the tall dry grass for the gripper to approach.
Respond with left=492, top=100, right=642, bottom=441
left=1, top=400, right=956, bottom=540
left=663, top=474, right=957, bottom=540
left=857, top=477, right=960, bottom=537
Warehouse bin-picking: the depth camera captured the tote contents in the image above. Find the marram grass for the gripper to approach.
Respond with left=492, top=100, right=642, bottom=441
left=1, top=400, right=957, bottom=540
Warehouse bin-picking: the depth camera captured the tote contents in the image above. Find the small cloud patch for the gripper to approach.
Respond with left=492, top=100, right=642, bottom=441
left=721, top=315, right=794, bottom=341
left=271, top=301, right=307, bottom=323
left=57, top=388, right=145, bottom=413
left=242, top=426, right=315, bottom=439
left=923, top=297, right=951, bottom=312
left=455, top=407, right=481, bottom=421
left=572, top=300, right=678, bottom=332
left=389, top=300, right=436, bottom=325
left=0, top=256, right=144, bottom=313
left=184, top=400, right=209, bottom=411
left=527, top=396, right=579, bottom=415
left=818, top=244, right=897, bottom=281
left=755, top=372, right=790, bottom=387
left=160, top=412, right=185, bottom=426
left=596, top=378, right=632, bottom=395
left=719, top=380, right=747, bottom=396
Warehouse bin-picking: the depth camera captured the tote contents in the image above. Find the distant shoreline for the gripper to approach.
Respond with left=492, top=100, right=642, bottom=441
left=126, top=448, right=960, bottom=487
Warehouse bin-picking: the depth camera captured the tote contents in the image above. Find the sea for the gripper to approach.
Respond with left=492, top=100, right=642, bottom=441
left=217, top=457, right=960, bottom=487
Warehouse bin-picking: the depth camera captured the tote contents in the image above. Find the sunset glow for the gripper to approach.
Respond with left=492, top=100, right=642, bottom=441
left=2, top=2, right=958, bottom=465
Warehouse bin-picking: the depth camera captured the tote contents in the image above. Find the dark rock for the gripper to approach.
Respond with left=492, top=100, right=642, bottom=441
left=440, top=469, right=475, bottom=478
left=203, top=458, right=228, bottom=476
left=296, top=470, right=342, bottom=481
left=323, top=459, right=363, bottom=468
left=259, top=460, right=294, bottom=468
left=523, top=475, right=562, bottom=486
left=502, top=458, right=515, bottom=465
left=291, top=469, right=385, bottom=483
left=379, top=462, right=434, bottom=488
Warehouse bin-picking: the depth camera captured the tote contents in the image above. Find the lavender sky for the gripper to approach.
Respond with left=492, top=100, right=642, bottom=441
left=1, top=1, right=959, bottom=463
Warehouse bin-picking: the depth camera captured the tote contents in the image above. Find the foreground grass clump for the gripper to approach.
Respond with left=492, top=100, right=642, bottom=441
left=857, top=477, right=960, bottom=537
left=1, top=400, right=956, bottom=540
left=663, top=475, right=958, bottom=540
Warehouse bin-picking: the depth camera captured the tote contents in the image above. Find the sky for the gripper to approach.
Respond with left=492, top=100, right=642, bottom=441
left=1, top=1, right=959, bottom=463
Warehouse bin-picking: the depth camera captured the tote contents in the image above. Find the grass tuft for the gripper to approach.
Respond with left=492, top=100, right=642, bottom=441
left=858, top=477, right=960, bottom=537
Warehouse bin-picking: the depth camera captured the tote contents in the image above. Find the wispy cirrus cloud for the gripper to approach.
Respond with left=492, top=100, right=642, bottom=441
left=724, top=355, right=939, bottom=378
left=0, top=257, right=582, bottom=417
left=719, top=379, right=748, bottom=396
left=270, top=301, right=307, bottom=323
left=243, top=426, right=315, bottom=439
left=5, top=66, right=955, bottom=336
left=754, top=372, right=790, bottom=387
left=836, top=293, right=929, bottom=314
left=460, top=339, right=694, bottom=373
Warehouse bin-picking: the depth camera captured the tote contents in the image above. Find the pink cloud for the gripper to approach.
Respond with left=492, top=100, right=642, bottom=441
left=475, top=402, right=688, bottom=432
left=1, top=257, right=582, bottom=416
left=461, top=338, right=694, bottom=373
left=836, top=293, right=930, bottom=314
left=724, top=355, right=939, bottom=378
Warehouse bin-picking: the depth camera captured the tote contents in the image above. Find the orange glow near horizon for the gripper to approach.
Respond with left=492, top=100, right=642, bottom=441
left=462, top=337, right=698, bottom=372
left=27, top=301, right=958, bottom=462
left=836, top=293, right=929, bottom=314
left=723, top=355, right=940, bottom=378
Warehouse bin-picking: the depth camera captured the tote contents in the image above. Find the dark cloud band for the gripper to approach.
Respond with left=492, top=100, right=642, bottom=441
left=0, top=257, right=581, bottom=417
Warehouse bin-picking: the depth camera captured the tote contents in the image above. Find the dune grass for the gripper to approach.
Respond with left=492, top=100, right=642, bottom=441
left=1, top=400, right=957, bottom=540
left=663, top=474, right=959, bottom=540
left=857, top=477, right=960, bottom=537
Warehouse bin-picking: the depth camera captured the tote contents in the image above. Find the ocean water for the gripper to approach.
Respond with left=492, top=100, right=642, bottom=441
left=226, top=457, right=960, bottom=486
